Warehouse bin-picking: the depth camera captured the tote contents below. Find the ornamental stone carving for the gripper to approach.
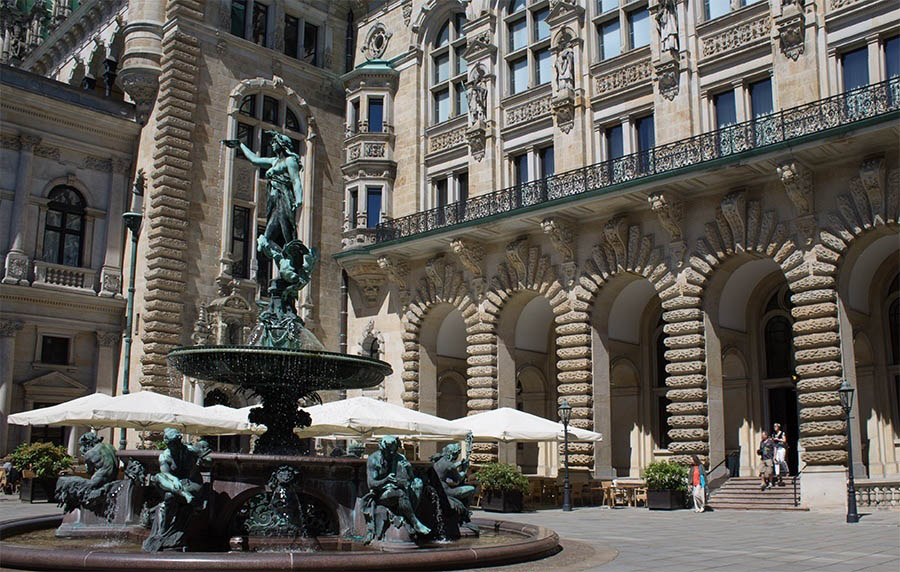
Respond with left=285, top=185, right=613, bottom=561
left=859, top=155, right=885, bottom=221
left=648, top=190, right=684, bottom=241
left=100, top=267, right=123, bottom=297
left=467, top=124, right=487, bottom=162
left=402, top=1, right=413, bottom=26
left=449, top=238, right=485, bottom=278
left=429, top=126, right=467, bottom=153
left=345, top=262, right=386, bottom=307
left=595, top=59, right=652, bottom=95
left=655, top=59, right=679, bottom=101
left=541, top=217, right=577, bottom=287
left=463, top=31, right=495, bottom=60
left=701, top=16, right=771, bottom=59
left=3, top=251, right=30, bottom=285
left=776, top=7, right=804, bottom=61
left=505, top=96, right=552, bottom=128
left=378, top=255, right=410, bottom=304
left=776, top=161, right=813, bottom=215
left=361, top=23, right=391, bottom=61
left=364, top=143, right=385, bottom=158
left=96, top=331, right=122, bottom=347
left=0, top=320, right=23, bottom=338
left=505, top=237, right=529, bottom=282
left=656, top=0, right=679, bottom=54
left=467, top=64, right=489, bottom=127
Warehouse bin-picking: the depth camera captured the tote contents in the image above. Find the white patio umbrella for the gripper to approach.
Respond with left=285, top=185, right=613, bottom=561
left=448, top=407, right=603, bottom=443
left=293, top=396, right=471, bottom=439
left=88, top=391, right=258, bottom=435
left=203, top=404, right=265, bottom=435
left=7, top=393, right=116, bottom=427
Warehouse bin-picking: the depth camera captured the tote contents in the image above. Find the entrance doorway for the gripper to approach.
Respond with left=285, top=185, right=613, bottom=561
left=767, top=387, right=799, bottom=475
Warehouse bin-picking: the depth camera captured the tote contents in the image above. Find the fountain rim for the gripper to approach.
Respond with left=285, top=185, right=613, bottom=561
left=0, top=515, right=560, bottom=571
left=167, top=345, right=393, bottom=370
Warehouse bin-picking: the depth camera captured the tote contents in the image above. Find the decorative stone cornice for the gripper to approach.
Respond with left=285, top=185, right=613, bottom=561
left=429, top=126, right=467, bottom=154
left=463, top=30, right=496, bottom=61
left=700, top=15, right=771, bottom=59
left=0, top=320, right=24, bottom=338
left=449, top=238, right=485, bottom=278
left=595, top=58, right=651, bottom=96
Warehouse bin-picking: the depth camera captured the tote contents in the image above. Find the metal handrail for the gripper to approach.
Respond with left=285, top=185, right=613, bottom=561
left=375, top=78, right=900, bottom=244
left=793, top=463, right=808, bottom=507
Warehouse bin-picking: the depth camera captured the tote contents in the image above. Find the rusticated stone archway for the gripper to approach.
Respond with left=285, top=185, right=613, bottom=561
left=571, top=215, right=675, bottom=473
left=466, top=238, right=569, bottom=464
left=400, top=256, right=477, bottom=411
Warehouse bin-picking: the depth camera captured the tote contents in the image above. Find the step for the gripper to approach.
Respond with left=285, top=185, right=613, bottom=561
left=708, top=502, right=809, bottom=511
left=709, top=497, right=799, bottom=505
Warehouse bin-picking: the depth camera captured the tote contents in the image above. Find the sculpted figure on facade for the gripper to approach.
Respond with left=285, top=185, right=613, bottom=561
left=555, top=45, right=575, bottom=94
left=656, top=0, right=679, bottom=55
left=463, top=0, right=488, bottom=20
left=466, top=64, right=488, bottom=127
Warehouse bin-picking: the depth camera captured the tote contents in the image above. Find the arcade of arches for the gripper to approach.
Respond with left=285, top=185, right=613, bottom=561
left=347, top=161, right=900, bottom=511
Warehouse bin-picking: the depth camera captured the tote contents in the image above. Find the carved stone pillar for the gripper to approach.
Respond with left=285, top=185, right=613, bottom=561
left=3, top=134, right=40, bottom=285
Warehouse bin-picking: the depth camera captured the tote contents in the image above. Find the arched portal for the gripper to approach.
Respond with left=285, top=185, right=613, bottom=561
left=418, top=304, right=467, bottom=417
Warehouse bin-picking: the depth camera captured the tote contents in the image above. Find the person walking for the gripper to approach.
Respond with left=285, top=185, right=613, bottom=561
left=757, top=431, right=775, bottom=491
left=772, top=423, right=788, bottom=486
left=689, top=455, right=707, bottom=512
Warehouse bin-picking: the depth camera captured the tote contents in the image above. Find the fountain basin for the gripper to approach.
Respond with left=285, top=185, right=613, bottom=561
left=167, top=346, right=393, bottom=391
left=0, top=515, right=560, bottom=571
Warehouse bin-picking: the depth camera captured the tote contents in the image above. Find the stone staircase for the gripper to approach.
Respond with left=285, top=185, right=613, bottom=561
left=708, top=476, right=808, bottom=511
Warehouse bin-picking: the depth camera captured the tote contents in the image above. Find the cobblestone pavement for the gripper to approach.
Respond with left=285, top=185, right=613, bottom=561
left=474, top=506, right=900, bottom=572
left=1, top=495, right=896, bottom=572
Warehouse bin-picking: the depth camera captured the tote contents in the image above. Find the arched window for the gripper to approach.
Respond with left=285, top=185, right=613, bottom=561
left=42, top=186, right=86, bottom=267
left=429, top=12, right=467, bottom=124
left=504, top=0, right=551, bottom=95
left=765, top=316, right=793, bottom=379
left=204, top=388, right=232, bottom=407
left=234, top=93, right=305, bottom=174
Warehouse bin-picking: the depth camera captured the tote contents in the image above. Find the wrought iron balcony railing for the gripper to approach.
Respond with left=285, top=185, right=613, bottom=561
left=375, top=78, right=900, bottom=244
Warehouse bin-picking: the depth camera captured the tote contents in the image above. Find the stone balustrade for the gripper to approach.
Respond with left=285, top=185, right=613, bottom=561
left=32, top=260, right=97, bottom=294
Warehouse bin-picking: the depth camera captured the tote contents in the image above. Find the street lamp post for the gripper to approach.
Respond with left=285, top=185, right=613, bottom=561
left=838, top=380, right=859, bottom=524
left=118, top=173, right=144, bottom=451
left=558, top=398, right=572, bottom=512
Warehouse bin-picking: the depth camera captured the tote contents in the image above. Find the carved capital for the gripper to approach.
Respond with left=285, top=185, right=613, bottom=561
left=541, top=217, right=576, bottom=261
left=96, top=331, right=122, bottom=347
left=777, top=161, right=813, bottom=215
left=648, top=191, right=684, bottom=241
left=0, top=320, right=23, bottom=338
left=18, top=134, right=41, bottom=150
left=118, top=71, right=159, bottom=126
left=859, top=155, right=885, bottom=220
left=449, top=238, right=485, bottom=278
left=2, top=251, right=30, bottom=285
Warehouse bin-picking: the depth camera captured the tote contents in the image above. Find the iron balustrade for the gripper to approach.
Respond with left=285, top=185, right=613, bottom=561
left=375, top=78, right=900, bottom=244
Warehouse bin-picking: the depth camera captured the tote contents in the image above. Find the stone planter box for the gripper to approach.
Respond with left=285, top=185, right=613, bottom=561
left=481, top=490, right=524, bottom=513
left=646, top=489, right=684, bottom=510
left=19, top=477, right=58, bottom=503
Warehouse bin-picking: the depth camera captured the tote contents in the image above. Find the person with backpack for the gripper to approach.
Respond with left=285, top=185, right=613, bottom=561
left=757, top=431, right=775, bottom=491
left=689, top=455, right=708, bottom=512
left=772, top=423, right=788, bottom=486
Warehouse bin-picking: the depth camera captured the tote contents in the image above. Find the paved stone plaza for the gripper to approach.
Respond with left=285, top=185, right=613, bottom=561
left=2, top=495, right=896, bottom=571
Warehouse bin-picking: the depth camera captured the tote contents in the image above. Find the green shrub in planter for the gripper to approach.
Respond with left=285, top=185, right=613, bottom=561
left=475, top=463, right=529, bottom=513
left=643, top=461, right=689, bottom=510
left=10, top=442, right=74, bottom=478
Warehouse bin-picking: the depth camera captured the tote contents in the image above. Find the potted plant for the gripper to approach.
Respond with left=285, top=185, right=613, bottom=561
left=643, top=460, right=689, bottom=510
left=474, top=462, right=529, bottom=513
left=11, top=442, right=74, bottom=503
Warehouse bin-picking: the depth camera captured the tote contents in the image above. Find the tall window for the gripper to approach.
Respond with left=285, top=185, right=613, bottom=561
left=714, top=90, right=737, bottom=128
left=284, top=15, right=299, bottom=59
left=349, top=99, right=360, bottom=133
left=231, top=0, right=247, bottom=37
left=231, top=206, right=251, bottom=279
left=886, top=36, right=900, bottom=79
left=749, top=78, right=773, bottom=117
left=594, top=1, right=648, bottom=61
left=233, top=93, right=304, bottom=171
left=842, top=46, right=870, bottom=91
left=457, top=171, right=469, bottom=204
left=505, top=0, right=552, bottom=95
left=430, top=14, right=467, bottom=124
left=435, top=178, right=449, bottom=208
left=252, top=2, right=268, bottom=46
left=539, top=145, right=555, bottom=178
left=368, top=97, right=384, bottom=133
left=704, top=0, right=730, bottom=21
left=303, top=22, right=319, bottom=65
left=763, top=288, right=794, bottom=379
left=636, top=114, right=654, bottom=173
left=605, top=124, right=624, bottom=159
left=348, top=188, right=359, bottom=228
left=513, top=153, right=529, bottom=185
left=230, top=0, right=272, bottom=47
left=42, top=186, right=85, bottom=267
left=366, top=187, right=382, bottom=229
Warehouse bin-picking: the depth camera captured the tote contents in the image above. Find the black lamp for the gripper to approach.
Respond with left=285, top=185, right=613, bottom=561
left=838, top=379, right=859, bottom=523
left=558, top=399, right=572, bottom=512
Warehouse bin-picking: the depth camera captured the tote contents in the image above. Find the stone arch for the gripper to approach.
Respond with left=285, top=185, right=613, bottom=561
left=791, top=164, right=899, bottom=470
left=661, top=189, right=797, bottom=466
left=437, top=370, right=467, bottom=420
left=400, top=257, right=477, bottom=411
left=409, top=0, right=466, bottom=49
left=41, top=175, right=96, bottom=209
left=228, top=76, right=312, bottom=122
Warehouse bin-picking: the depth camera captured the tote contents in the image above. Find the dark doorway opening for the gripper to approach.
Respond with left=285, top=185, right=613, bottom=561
left=768, top=387, right=799, bottom=475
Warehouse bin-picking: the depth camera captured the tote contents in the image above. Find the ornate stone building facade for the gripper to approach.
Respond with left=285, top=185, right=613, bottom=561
left=1, top=0, right=897, bottom=510
left=337, top=0, right=900, bottom=511
left=0, top=64, right=140, bottom=454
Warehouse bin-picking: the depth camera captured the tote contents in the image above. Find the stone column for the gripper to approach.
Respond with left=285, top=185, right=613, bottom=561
left=94, top=331, right=121, bottom=395
left=99, top=159, right=129, bottom=297
left=0, top=320, right=23, bottom=454
left=3, top=134, right=40, bottom=285
left=300, top=120, right=318, bottom=326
